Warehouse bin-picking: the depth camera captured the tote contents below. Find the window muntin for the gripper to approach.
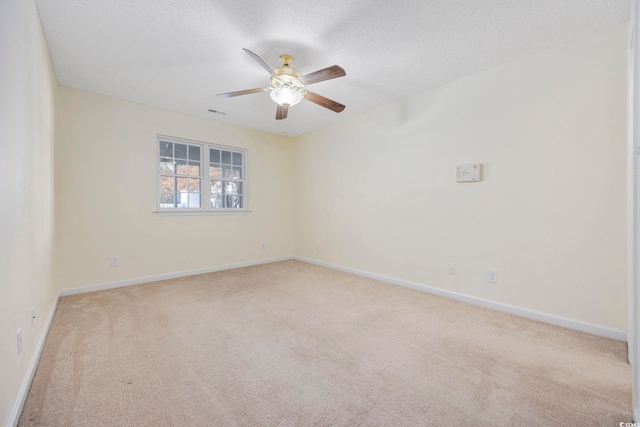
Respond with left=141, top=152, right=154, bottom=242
left=158, top=137, right=246, bottom=212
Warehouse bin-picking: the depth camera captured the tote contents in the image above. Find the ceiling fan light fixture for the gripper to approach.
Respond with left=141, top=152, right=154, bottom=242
left=270, top=85, right=302, bottom=107
left=217, top=50, right=346, bottom=119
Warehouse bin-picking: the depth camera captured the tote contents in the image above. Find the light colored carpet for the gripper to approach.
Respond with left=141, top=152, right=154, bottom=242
left=19, top=260, right=631, bottom=426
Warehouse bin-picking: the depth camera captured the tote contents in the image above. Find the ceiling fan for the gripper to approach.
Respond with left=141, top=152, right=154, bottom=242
left=216, top=49, right=346, bottom=120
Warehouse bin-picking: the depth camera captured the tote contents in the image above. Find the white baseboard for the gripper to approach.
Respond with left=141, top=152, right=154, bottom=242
left=7, top=295, right=59, bottom=427
left=294, top=256, right=627, bottom=342
left=59, top=256, right=294, bottom=297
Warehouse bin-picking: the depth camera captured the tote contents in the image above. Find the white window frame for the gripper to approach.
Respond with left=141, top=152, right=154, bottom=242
left=156, top=135, right=249, bottom=215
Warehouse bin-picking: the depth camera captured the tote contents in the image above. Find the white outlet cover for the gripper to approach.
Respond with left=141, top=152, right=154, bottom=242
left=456, top=163, right=482, bottom=182
left=488, top=269, right=498, bottom=283
left=449, top=264, right=456, bottom=275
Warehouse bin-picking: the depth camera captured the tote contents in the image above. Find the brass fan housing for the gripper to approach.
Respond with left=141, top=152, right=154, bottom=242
left=270, top=54, right=303, bottom=88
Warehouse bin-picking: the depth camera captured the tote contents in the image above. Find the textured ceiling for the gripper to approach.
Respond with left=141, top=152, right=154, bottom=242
left=35, top=0, right=629, bottom=137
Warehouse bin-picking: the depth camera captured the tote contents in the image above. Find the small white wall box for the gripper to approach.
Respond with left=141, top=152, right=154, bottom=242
left=456, top=163, right=482, bottom=182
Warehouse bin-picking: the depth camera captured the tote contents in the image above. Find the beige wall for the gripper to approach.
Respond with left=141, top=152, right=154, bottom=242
left=0, top=0, right=58, bottom=424
left=294, top=23, right=628, bottom=331
left=54, top=87, right=294, bottom=290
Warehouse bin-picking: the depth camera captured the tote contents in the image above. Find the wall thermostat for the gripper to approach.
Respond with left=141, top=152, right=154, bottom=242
left=456, top=163, right=482, bottom=182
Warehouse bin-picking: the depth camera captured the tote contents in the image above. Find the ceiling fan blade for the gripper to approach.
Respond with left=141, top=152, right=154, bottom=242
left=276, top=105, right=288, bottom=120
left=216, top=88, right=267, bottom=98
left=304, top=91, right=345, bottom=113
left=299, top=65, right=346, bottom=85
left=243, top=48, right=278, bottom=78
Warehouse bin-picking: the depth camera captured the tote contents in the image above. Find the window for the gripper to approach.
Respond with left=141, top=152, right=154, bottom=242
left=158, top=136, right=246, bottom=212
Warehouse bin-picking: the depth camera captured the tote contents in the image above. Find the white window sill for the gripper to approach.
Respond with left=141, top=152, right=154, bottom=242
left=155, top=209, right=252, bottom=216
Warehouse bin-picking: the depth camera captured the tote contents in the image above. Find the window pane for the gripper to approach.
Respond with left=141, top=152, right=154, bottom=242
left=189, top=178, right=200, bottom=192
left=175, top=193, right=188, bottom=208
left=159, top=141, right=173, bottom=157
left=210, top=180, right=222, bottom=208
left=210, top=164, right=221, bottom=178
left=188, top=193, right=201, bottom=208
left=177, top=177, right=189, bottom=191
left=188, top=145, right=200, bottom=161
left=160, top=192, right=175, bottom=208
left=222, top=166, right=233, bottom=179
left=222, top=194, right=242, bottom=209
left=210, top=149, right=220, bottom=163
left=210, top=180, right=222, bottom=195
left=225, top=181, right=241, bottom=195
left=234, top=196, right=243, bottom=209
left=160, top=176, right=174, bottom=192
left=221, top=151, right=232, bottom=165
left=176, top=159, right=187, bottom=175
left=188, top=162, right=200, bottom=176
left=175, top=143, right=188, bottom=159
left=232, top=167, right=242, bottom=179
left=159, top=158, right=173, bottom=173
left=232, top=152, right=242, bottom=166
left=225, top=167, right=239, bottom=179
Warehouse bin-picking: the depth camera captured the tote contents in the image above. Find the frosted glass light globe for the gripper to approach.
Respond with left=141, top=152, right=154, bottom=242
left=270, top=86, right=302, bottom=107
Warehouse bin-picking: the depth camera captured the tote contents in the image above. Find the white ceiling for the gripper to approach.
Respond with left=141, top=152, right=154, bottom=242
left=35, top=0, right=629, bottom=137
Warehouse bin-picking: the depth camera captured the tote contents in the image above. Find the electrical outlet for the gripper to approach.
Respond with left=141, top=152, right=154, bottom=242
left=110, top=256, right=119, bottom=267
left=315, top=243, right=320, bottom=251
left=260, top=242, right=266, bottom=250
left=449, top=263, right=456, bottom=275
left=17, top=329, right=22, bottom=355
left=488, top=269, right=498, bottom=283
